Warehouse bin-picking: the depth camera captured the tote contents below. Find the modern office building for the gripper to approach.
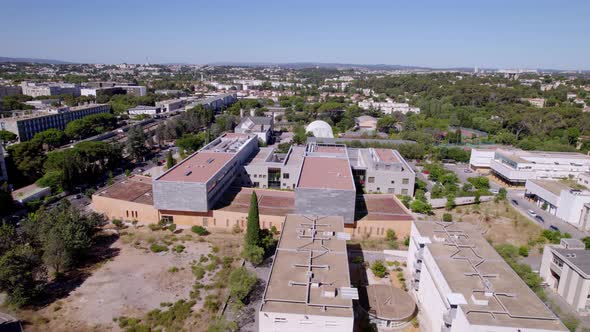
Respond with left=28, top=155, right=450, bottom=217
left=20, top=82, right=80, bottom=97
left=259, top=214, right=356, bottom=332
left=153, top=133, right=259, bottom=213
left=525, top=179, right=590, bottom=230
left=189, top=93, right=238, bottom=112
left=489, top=149, right=590, bottom=186
left=0, top=104, right=111, bottom=141
left=127, top=105, right=161, bottom=117
left=408, top=221, right=567, bottom=332
left=81, top=85, right=147, bottom=98
left=234, top=116, right=273, bottom=144
left=540, top=238, right=590, bottom=313
left=0, top=145, right=7, bottom=182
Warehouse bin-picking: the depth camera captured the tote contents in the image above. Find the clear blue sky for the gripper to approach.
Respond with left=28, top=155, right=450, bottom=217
left=1, top=0, right=588, bottom=69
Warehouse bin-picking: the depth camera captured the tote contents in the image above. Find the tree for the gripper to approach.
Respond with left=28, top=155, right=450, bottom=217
left=410, top=200, right=432, bottom=214
left=445, top=194, right=456, bottom=210
left=0, top=183, right=14, bottom=217
left=386, top=229, right=398, bottom=249
left=165, top=150, right=176, bottom=169
left=228, top=267, right=257, bottom=302
left=371, top=260, right=387, bottom=278
left=31, top=129, right=68, bottom=150
left=0, top=130, right=17, bottom=143
left=0, top=244, right=45, bottom=307
left=126, top=125, right=150, bottom=162
left=176, top=133, right=206, bottom=154
left=245, top=192, right=261, bottom=247
left=241, top=244, right=264, bottom=265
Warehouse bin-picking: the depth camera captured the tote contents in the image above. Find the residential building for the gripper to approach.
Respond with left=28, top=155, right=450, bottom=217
left=525, top=179, right=590, bottom=230
left=0, top=85, right=21, bottom=101
left=24, top=99, right=60, bottom=109
left=490, top=149, right=590, bottom=186
left=235, top=116, right=273, bottom=144
left=408, top=221, right=567, bottom=332
left=522, top=98, right=546, bottom=108
left=154, top=89, right=186, bottom=96
left=259, top=214, right=356, bottom=332
left=540, top=239, right=590, bottom=314
left=81, top=85, right=147, bottom=97
left=0, top=145, right=7, bottom=181
left=358, top=100, right=420, bottom=114
left=156, top=98, right=187, bottom=113
left=469, top=148, right=498, bottom=171
left=127, top=105, right=161, bottom=117
left=577, top=172, right=590, bottom=187
left=153, top=133, right=259, bottom=213
left=20, top=82, right=80, bottom=97
left=189, top=93, right=238, bottom=112
left=355, top=115, right=378, bottom=131
left=0, top=104, right=111, bottom=141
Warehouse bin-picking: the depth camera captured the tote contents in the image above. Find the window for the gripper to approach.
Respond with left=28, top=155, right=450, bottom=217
left=254, top=174, right=258, bottom=178
left=325, top=321, right=339, bottom=327
left=283, top=173, right=290, bottom=179
left=203, top=218, right=208, bottom=227
left=368, top=177, right=375, bottom=183
left=162, top=215, right=174, bottom=224
left=553, top=256, right=564, bottom=267
left=401, top=188, right=408, bottom=195
left=388, top=188, right=395, bottom=193
left=253, top=182, right=259, bottom=187
left=126, top=210, right=129, bottom=218
left=402, top=178, right=409, bottom=185
left=274, top=317, right=287, bottom=323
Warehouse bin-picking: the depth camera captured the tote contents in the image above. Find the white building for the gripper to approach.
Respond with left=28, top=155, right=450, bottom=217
left=540, top=239, right=590, bottom=313
left=408, top=221, right=567, bottom=332
left=525, top=179, right=590, bottom=230
left=490, top=149, right=590, bottom=186
left=155, top=98, right=187, bottom=113
left=306, top=120, right=334, bottom=138
left=468, top=148, right=497, bottom=171
left=20, top=82, right=80, bottom=97
left=127, top=105, right=161, bottom=117
left=234, top=115, right=273, bottom=144
left=259, top=214, right=356, bottom=332
left=358, top=100, right=420, bottom=114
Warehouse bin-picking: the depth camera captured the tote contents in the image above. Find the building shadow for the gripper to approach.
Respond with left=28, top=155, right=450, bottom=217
left=355, top=195, right=368, bottom=221
left=347, top=243, right=377, bottom=331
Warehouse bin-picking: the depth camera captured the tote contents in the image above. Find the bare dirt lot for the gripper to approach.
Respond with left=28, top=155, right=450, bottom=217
left=18, top=227, right=243, bottom=332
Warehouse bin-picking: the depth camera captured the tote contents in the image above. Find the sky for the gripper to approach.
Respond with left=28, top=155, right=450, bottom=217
left=1, top=0, right=588, bottom=69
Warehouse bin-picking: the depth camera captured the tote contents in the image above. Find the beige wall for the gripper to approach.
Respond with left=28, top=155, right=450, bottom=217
left=92, top=195, right=159, bottom=224
left=347, top=218, right=412, bottom=239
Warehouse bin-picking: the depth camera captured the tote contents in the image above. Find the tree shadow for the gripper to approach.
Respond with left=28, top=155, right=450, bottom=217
left=30, top=233, right=121, bottom=309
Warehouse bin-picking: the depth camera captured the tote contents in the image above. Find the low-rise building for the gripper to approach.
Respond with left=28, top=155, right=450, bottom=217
left=358, top=100, right=420, bottom=114
left=525, top=179, right=590, bottom=230
left=127, top=105, right=161, bottom=117
left=20, top=82, right=80, bottom=97
left=234, top=116, right=273, bottom=144
left=408, top=221, right=567, bottom=332
left=24, top=99, right=60, bottom=109
left=540, top=239, right=590, bottom=313
left=156, top=98, right=187, bottom=113
left=0, top=104, right=111, bottom=141
left=355, top=115, right=378, bottom=131
left=259, top=214, right=356, bottom=332
left=522, top=98, right=546, bottom=108
left=0, top=85, right=22, bottom=101
left=489, top=149, right=590, bottom=186
left=11, top=184, right=51, bottom=205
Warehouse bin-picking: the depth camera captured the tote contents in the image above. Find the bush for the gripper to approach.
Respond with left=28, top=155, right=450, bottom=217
left=150, top=243, right=168, bottom=253
left=351, top=256, right=364, bottom=264
left=518, top=246, right=529, bottom=257
left=269, top=225, right=278, bottom=235
left=191, top=225, right=209, bottom=236
left=168, top=266, right=179, bottom=273
left=192, top=265, right=205, bottom=279
left=410, top=199, right=433, bottom=214
left=167, top=224, right=177, bottom=232
left=371, top=260, right=387, bottom=278
left=443, top=213, right=453, bottom=222
left=242, top=244, right=264, bottom=265
left=229, top=267, right=258, bottom=302
left=232, top=224, right=242, bottom=234
left=174, top=245, right=185, bottom=253
left=112, top=218, right=125, bottom=229
left=148, top=224, right=161, bottom=231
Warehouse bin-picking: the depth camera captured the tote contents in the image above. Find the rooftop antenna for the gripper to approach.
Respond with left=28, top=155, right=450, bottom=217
left=145, top=56, right=150, bottom=66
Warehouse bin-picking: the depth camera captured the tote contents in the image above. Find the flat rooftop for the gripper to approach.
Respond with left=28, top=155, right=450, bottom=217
left=297, top=156, right=355, bottom=191
left=374, top=148, right=399, bottom=163
left=356, top=195, right=414, bottom=221
left=366, top=284, right=416, bottom=321
left=215, top=187, right=294, bottom=216
left=157, top=152, right=233, bottom=183
left=553, top=247, right=590, bottom=276
left=497, top=149, right=590, bottom=164
left=94, top=175, right=153, bottom=205
left=414, top=221, right=566, bottom=331
left=261, top=214, right=354, bottom=318
left=528, top=179, right=574, bottom=196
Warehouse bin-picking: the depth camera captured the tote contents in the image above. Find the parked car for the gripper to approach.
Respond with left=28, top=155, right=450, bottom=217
left=464, top=168, right=473, bottom=173
left=511, top=199, right=519, bottom=205
left=535, top=215, right=545, bottom=223
left=527, top=210, right=537, bottom=217
left=549, top=225, right=560, bottom=232
left=490, top=188, right=499, bottom=194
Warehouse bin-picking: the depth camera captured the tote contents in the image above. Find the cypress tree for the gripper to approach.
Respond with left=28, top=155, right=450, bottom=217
left=166, top=150, right=176, bottom=169
left=245, top=191, right=261, bottom=246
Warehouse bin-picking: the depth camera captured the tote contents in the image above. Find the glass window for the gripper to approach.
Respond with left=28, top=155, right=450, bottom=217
left=402, top=178, right=409, bottom=184
left=283, top=173, right=290, bottom=179
left=368, top=177, right=375, bottom=183
left=162, top=215, right=174, bottom=224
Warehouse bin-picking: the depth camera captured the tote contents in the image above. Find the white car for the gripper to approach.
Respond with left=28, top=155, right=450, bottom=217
left=490, top=188, right=499, bottom=194
left=527, top=210, right=537, bottom=217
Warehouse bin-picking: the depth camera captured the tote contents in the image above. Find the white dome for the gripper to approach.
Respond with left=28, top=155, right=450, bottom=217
left=306, top=120, right=334, bottom=138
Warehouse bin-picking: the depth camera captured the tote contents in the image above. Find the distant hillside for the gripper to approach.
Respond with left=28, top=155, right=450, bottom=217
left=208, top=61, right=437, bottom=71
left=0, top=56, right=73, bottom=64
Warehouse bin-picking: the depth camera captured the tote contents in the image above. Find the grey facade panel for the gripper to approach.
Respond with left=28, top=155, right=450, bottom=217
left=295, top=188, right=356, bottom=223
left=153, top=181, right=208, bottom=212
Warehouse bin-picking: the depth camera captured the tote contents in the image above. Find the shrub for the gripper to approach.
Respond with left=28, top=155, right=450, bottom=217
left=174, top=245, right=185, bottom=253
left=204, top=294, right=221, bottom=312
left=229, top=267, right=258, bottom=302
left=232, top=224, right=242, bottom=234
left=191, top=225, right=209, bottom=236
left=403, top=236, right=410, bottom=247
left=518, top=246, right=529, bottom=257
left=167, top=224, right=177, bottom=232
left=371, top=260, right=387, bottom=278
left=150, top=243, right=168, bottom=253
left=351, top=256, right=364, bottom=264
left=192, top=265, right=206, bottom=280
left=269, top=225, right=278, bottom=235
left=242, top=244, right=264, bottom=265
left=168, top=266, right=179, bottom=273
left=443, top=213, right=453, bottom=222
left=148, top=224, right=161, bottom=231
left=112, top=218, right=125, bottom=229
left=410, top=199, right=432, bottom=214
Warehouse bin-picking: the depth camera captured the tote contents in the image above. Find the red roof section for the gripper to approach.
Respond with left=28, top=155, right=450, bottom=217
left=298, top=157, right=355, bottom=191
left=157, top=152, right=233, bottom=183
left=375, top=149, right=399, bottom=163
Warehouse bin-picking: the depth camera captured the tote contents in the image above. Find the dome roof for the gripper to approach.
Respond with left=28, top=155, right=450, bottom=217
left=306, top=120, right=334, bottom=138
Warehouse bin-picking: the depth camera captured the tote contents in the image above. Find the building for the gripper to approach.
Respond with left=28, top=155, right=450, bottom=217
left=190, top=93, right=238, bottom=112
left=0, top=85, right=21, bottom=101
left=469, top=148, right=497, bottom=171
left=540, top=239, right=590, bottom=313
left=127, top=105, right=161, bottom=117
left=24, top=99, right=60, bottom=109
left=306, top=120, right=334, bottom=138
left=408, top=221, right=567, bottom=332
left=525, top=179, right=590, bottom=230
left=20, top=82, right=80, bottom=97
left=154, top=89, right=186, bottom=96
left=156, top=98, right=187, bottom=113
left=490, top=149, right=590, bottom=186
left=0, top=104, right=111, bottom=141
left=0, top=145, right=7, bottom=182
left=11, top=184, right=51, bottom=205
left=522, top=98, right=546, bottom=108
left=259, top=214, right=356, bottom=332
left=358, top=100, right=420, bottom=114
left=355, top=115, right=378, bottom=131
left=81, top=85, right=147, bottom=97
left=364, top=284, right=416, bottom=328
left=153, top=133, right=259, bottom=213
left=235, top=116, right=273, bottom=144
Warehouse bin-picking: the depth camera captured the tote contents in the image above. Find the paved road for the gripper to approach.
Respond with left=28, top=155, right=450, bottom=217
left=507, top=189, right=588, bottom=239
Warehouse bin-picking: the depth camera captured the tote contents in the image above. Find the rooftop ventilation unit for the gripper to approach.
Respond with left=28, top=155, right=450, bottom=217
left=336, top=232, right=351, bottom=240
left=207, top=158, right=215, bottom=164
left=184, top=170, right=192, bottom=176
left=339, top=287, right=359, bottom=300
left=323, top=288, right=337, bottom=298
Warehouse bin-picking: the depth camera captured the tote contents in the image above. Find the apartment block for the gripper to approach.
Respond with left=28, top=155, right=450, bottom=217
left=0, top=104, right=111, bottom=141
left=408, top=221, right=566, bottom=332
left=540, top=239, right=590, bottom=314
left=259, top=214, right=356, bottom=332
left=156, top=98, right=187, bottom=113
left=153, top=133, right=258, bottom=213
left=127, top=105, right=161, bottom=117
left=20, top=82, right=80, bottom=97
